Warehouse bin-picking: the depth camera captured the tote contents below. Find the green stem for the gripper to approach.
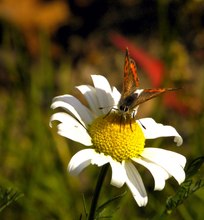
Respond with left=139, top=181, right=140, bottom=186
left=88, top=164, right=109, bottom=220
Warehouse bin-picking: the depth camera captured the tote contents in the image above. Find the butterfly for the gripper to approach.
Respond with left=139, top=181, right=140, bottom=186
left=118, top=48, right=178, bottom=117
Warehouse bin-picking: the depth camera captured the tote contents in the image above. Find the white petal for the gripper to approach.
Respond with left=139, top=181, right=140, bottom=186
left=139, top=118, right=183, bottom=146
left=109, top=160, right=126, bottom=188
left=124, top=161, right=148, bottom=207
left=91, top=153, right=127, bottom=188
left=91, top=75, right=114, bottom=114
left=112, top=86, right=121, bottom=106
left=142, top=148, right=186, bottom=168
left=76, top=85, right=101, bottom=115
left=91, top=152, right=110, bottom=167
left=68, top=149, right=97, bottom=175
left=51, top=95, right=93, bottom=125
left=141, top=148, right=186, bottom=184
left=50, top=112, right=92, bottom=146
left=133, top=157, right=170, bottom=190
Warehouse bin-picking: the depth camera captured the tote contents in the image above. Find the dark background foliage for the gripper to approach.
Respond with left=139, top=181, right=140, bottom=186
left=0, top=0, right=204, bottom=219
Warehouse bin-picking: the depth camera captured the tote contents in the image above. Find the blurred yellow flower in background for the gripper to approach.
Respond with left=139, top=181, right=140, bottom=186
left=0, top=0, right=70, bottom=54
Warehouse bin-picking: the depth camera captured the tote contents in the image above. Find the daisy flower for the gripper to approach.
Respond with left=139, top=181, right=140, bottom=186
left=50, top=75, right=186, bottom=207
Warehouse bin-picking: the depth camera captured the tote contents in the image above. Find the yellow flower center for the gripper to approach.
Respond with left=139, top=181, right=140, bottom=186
left=88, top=112, right=145, bottom=162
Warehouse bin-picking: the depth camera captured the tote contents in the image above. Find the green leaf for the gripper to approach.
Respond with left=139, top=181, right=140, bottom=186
left=0, top=187, right=24, bottom=212
left=95, top=191, right=126, bottom=219
left=165, top=157, right=204, bottom=214
left=185, top=157, right=204, bottom=178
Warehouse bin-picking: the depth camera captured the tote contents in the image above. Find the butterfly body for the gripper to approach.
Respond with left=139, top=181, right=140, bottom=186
left=118, top=89, right=142, bottom=114
left=118, top=48, right=178, bottom=117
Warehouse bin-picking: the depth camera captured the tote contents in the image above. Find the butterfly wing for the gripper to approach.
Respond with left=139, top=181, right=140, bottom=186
left=118, top=48, right=179, bottom=115
left=132, top=88, right=178, bottom=107
left=121, top=48, right=139, bottom=99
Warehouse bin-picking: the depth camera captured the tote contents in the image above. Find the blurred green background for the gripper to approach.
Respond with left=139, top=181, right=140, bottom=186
left=0, top=0, right=204, bottom=219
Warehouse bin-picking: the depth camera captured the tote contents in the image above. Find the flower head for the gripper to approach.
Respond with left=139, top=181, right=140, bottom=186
left=50, top=75, right=186, bottom=207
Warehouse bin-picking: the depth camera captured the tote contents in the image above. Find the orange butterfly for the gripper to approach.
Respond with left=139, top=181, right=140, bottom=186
left=118, top=48, right=178, bottom=116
